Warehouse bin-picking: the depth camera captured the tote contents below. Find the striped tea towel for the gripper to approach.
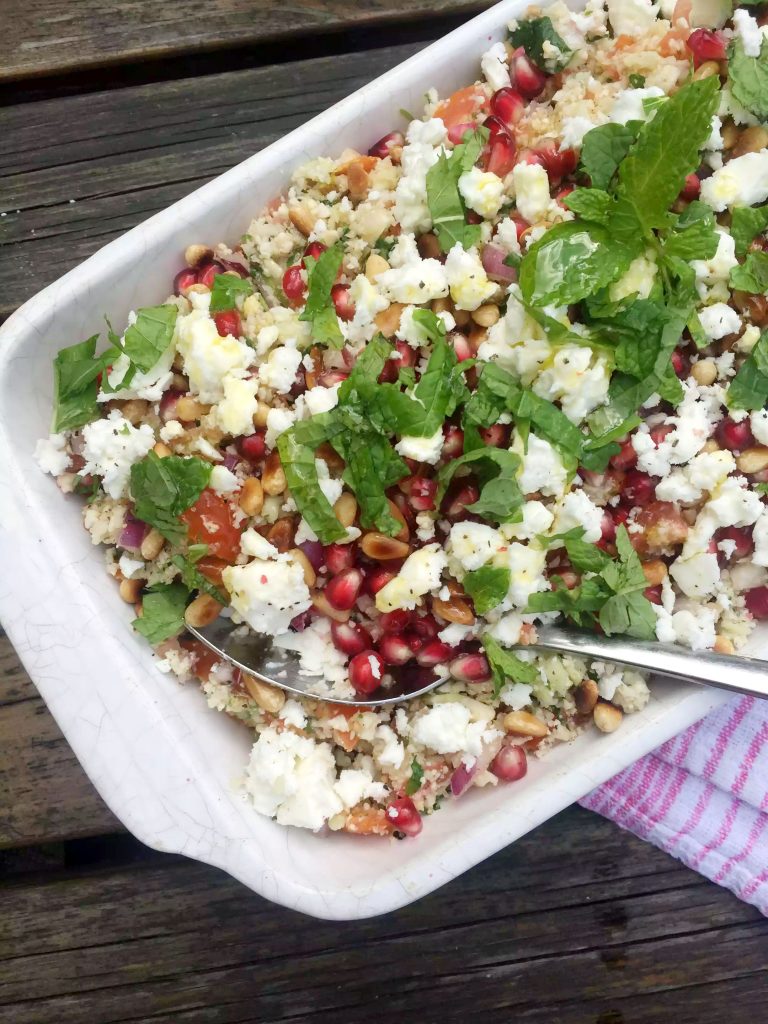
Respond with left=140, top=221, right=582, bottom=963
left=580, top=696, right=768, bottom=916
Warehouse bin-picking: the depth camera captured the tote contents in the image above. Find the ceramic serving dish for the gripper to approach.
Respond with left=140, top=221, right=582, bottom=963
left=0, top=0, right=733, bottom=920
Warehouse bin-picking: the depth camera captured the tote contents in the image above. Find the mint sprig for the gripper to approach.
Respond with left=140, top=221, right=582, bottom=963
left=299, top=244, right=345, bottom=348
left=129, top=453, right=212, bottom=544
left=463, top=565, right=511, bottom=614
left=132, top=582, right=190, bottom=645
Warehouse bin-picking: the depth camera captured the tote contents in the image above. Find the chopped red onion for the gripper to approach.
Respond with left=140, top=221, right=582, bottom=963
left=481, top=243, right=517, bottom=283
left=119, top=515, right=149, bottom=551
left=450, top=759, right=477, bottom=796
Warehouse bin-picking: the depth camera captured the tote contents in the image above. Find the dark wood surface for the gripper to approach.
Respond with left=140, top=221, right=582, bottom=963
left=1, top=7, right=767, bottom=1021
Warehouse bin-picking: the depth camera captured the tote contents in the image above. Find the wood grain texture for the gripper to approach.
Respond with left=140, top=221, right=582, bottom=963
left=0, top=633, right=119, bottom=846
left=0, top=0, right=490, bottom=81
left=0, top=807, right=765, bottom=1024
left=0, top=42, right=420, bottom=324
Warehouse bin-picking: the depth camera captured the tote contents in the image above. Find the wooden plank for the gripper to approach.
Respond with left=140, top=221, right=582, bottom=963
left=0, top=807, right=765, bottom=1023
left=0, top=42, right=421, bottom=324
left=0, top=1, right=490, bottom=82
left=0, top=633, right=120, bottom=846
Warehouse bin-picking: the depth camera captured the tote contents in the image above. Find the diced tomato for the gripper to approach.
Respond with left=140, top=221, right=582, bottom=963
left=181, top=489, right=244, bottom=562
left=180, top=638, right=220, bottom=681
left=434, top=85, right=488, bottom=128
left=195, top=555, right=229, bottom=588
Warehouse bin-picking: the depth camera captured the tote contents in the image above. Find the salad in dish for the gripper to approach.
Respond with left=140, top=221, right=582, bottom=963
left=36, top=0, right=768, bottom=837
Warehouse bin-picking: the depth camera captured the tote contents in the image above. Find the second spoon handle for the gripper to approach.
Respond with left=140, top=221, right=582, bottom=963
left=528, top=626, right=768, bottom=701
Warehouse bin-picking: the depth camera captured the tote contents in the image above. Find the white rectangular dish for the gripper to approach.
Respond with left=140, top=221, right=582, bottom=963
left=0, top=0, right=734, bottom=920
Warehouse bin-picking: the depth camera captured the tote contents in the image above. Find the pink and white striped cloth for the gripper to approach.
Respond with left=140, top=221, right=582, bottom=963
left=580, top=696, right=768, bottom=916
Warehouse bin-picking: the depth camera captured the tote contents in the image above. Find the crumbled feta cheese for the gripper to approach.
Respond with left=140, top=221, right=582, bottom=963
left=344, top=275, right=389, bottom=344
left=334, top=768, right=388, bottom=808
left=750, top=409, right=768, bottom=446
left=609, top=254, right=657, bottom=302
left=447, top=522, right=505, bottom=574
left=241, top=528, right=279, bottom=560
left=480, top=41, right=511, bottom=91
left=259, top=343, right=302, bottom=395
left=223, top=552, right=311, bottom=635
left=532, top=345, right=610, bottom=423
left=698, top=303, right=742, bottom=341
left=81, top=410, right=155, bottom=499
left=397, top=304, right=453, bottom=348
left=753, top=511, right=768, bottom=567
left=606, top=0, right=659, bottom=37
left=34, top=433, right=69, bottom=476
left=591, top=660, right=624, bottom=701
left=395, top=428, right=444, bottom=464
left=499, top=681, right=533, bottom=710
left=612, top=673, right=651, bottom=713
left=692, top=229, right=739, bottom=291
left=683, top=476, right=764, bottom=556
left=512, top=162, right=552, bottom=224
left=118, top=553, right=145, bottom=579
left=175, top=291, right=254, bottom=403
left=265, top=406, right=296, bottom=449
left=375, top=254, right=448, bottom=305
left=670, top=551, right=721, bottom=598
left=655, top=604, right=716, bottom=651
left=515, top=432, right=568, bottom=497
left=375, top=543, right=447, bottom=612
left=303, top=382, right=341, bottom=417
left=610, top=85, right=664, bottom=125
left=554, top=488, right=604, bottom=542
left=478, top=285, right=552, bottom=380
left=501, top=500, right=554, bottom=540
left=159, top=419, right=185, bottom=443
left=273, top=617, right=353, bottom=696
left=374, top=724, right=406, bottom=768
left=733, top=8, right=763, bottom=56
left=560, top=115, right=601, bottom=149
left=458, top=166, right=506, bottom=219
left=100, top=349, right=174, bottom=404
left=504, top=543, right=549, bottom=607
left=394, top=118, right=448, bottom=235
left=210, top=372, right=259, bottom=436
left=411, top=703, right=501, bottom=757
left=209, top=464, right=239, bottom=495
left=280, top=699, right=308, bottom=730
left=444, top=244, right=496, bottom=310
left=700, top=151, right=768, bottom=211
left=632, top=381, right=723, bottom=476
left=655, top=449, right=735, bottom=503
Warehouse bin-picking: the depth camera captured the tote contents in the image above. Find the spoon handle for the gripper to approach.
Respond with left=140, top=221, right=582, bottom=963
left=529, top=626, right=768, bottom=701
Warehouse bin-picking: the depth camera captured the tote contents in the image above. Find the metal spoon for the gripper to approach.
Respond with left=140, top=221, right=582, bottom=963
left=187, top=619, right=768, bottom=707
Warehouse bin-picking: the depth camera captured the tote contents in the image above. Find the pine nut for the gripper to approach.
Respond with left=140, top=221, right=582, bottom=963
left=242, top=673, right=286, bottom=713
left=733, top=291, right=768, bottom=326
left=691, top=359, right=717, bottom=386
left=593, top=701, right=623, bottom=733
left=701, top=438, right=720, bottom=454
left=186, top=283, right=210, bottom=296
left=502, top=710, right=548, bottom=737
left=140, top=528, right=165, bottom=561
left=417, top=233, right=442, bottom=260
left=184, top=593, right=223, bottom=628
left=736, top=447, right=768, bottom=474
left=170, top=373, right=189, bottom=391
left=693, top=60, right=720, bottom=80
left=642, top=559, right=668, bottom=586
left=288, top=202, right=315, bottom=236
left=431, top=594, right=475, bottom=625
left=267, top=517, right=296, bottom=552
left=359, top=533, right=410, bottom=560
left=714, top=635, right=735, bottom=655
left=452, top=307, right=471, bottom=328
left=387, top=499, right=410, bottom=542
left=575, top=678, right=599, bottom=714
left=239, top=477, right=264, bottom=517
left=120, top=399, right=150, bottom=425
left=374, top=302, right=405, bottom=338
left=471, top=304, right=500, bottom=328
left=346, top=162, right=370, bottom=203
left=153, top=441, right=172, bottom=458
left=312, top=590, right=351, bottom=622
left=261, top=451, right=287, bottom=495
left=253, top=401, right=271, bottom=428
left=290, top=548, right=317, bottom=588
left=468, top=324, right=487, bottom=351
left=333, top=491, right=358, bottom=528
left=365, top=253, right=389, bottom=281
left=733, top=126, right=768, bottom=158
left=721, top=120, right=738, bottom=150
left=176, top=396, right=211, bottom=422
left=119, top=578, right=143, bottom=603
left=184, top=244, right=213, bottom=268
left=431, top=297, right=451, bottom=315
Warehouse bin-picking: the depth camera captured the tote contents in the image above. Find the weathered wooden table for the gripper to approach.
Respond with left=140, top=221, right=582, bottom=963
left=1, top=4, right=767, bottom=1020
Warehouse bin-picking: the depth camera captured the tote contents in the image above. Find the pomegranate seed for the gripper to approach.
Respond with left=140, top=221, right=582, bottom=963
left=394, top=341, right=417, bottom=367
left=650, top=424, right=673, bottom=447
left=600, top=511, right=617, bottom=545
left=441, top=481, right=480, bottom=518
left=318, top=369, right=350, bottom=387
left=622, top=470, right=656, bottom=507
left=451, top=331, right=474, bottom=362
left=671, top=349, right=688, bottom=379
left=416, top=640, right=453, bottom=666
left=378, top=358, right=399, bottom=384
left=490, top=87, right=525, bottom=126
left=610, top=438, right=638, bottom=471
left=331, top=283, right=355, bottom=321
left=365, top=566, right=396, bottom=595
left=680, top=173, right=701, bottom=201
left=484, top=133, right=517, bottom=177
left=479, top=423, right=511, bottom=448
left=556, top=184, right=575, bottom=208
left=368, top=130, right=404, bottom=159
left=715, top=526, right=754, bottom=562
left=449, top=653, right=491, bottom=683
left=408, top=476, right=438, bottom=511
left=687, top=28, right=726, bottom=68
left=298, top=540, right=325, bottom=572
left=290, top=609, right=314, bottom=632
left=303, top=241, right=326, bottom=263
left=450, top=761, right=477, bottom=796
left=443, top=425, right=465, bottom=458
left=745, top=586, right=768, bottom=620
left=324, top=567, right=364, bottom=611
left=213, top=310, right=243, bottom=338
left=378, top=634, right=413, bottom=666
left=511, top=49, right=548, bottom=99
left=490, top=743, right=528, bottom=781
left=447, top=121, right=476, bottom=145
left=410, top=614, right=439, bottom=640
left=717, top=416, right=755, bottom=452
left=644, top=585, right=662, bottom=605
left=173, top=267, right=198, bottom=295
left=237, top=432, right=266, bottom=462
left=404, top=631, right=425, bottom=654
left=330, top=620, right=372, bottom=657
left=380, top=609, right=412, bottom=634
left=282, top=265, right=306, bottom=306
left=324, top=543, right=355, bottom=576
left=348, top=650, right=385, bottom=696
left=483, top=115, right=511, bottom=139
left=386, top=795, right=423, bottom=837
left=159, top=390, right=180, bottom=422
left=532, top=141, right=578, bottom=183
left=197, top=261, right=224, bottom=289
